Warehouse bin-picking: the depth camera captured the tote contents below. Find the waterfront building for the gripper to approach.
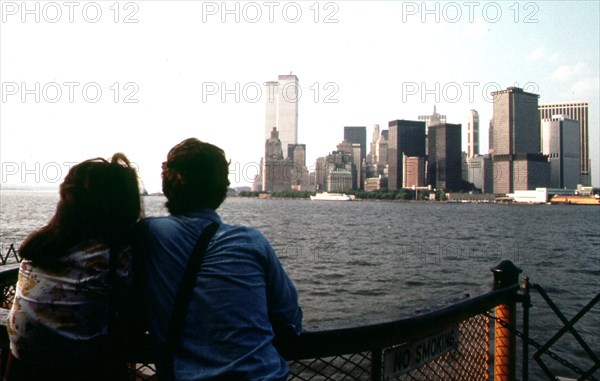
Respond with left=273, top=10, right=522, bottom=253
left=542, top=115, right=580, bottom=189
left=492, top=87, right=549, bottom=194
left=264, top=74, right=299, bottom=157
left=388, top=120, right=426, bottom=190
left=263, top=128, right=293, bottom=192
left=512, top=154, right=551, bottom=191
left=428, top=123, right=462, bottom=191
left=315, top=157, right=327, bottom=192
left=336, top=140, right=363, bottom=191
left=320, top=144, right=357, bottom=192
left=539, top=101, right=590, bottom=185
left=402, top=155, right=426, bottom=188
left=467, top=109, right=479, bottom=158
left=326, top=169, right=353, bottom=192
left=466, top=154, right=494, bottom=193
left=506, top=187, right=576, bottom=203
left=364, top=176, right=385, bottom=192
left=288, top=144, right=311, bottom=191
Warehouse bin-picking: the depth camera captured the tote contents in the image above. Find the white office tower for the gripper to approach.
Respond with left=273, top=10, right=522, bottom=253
left=264, top=74, right=299, bottom=158
left=542, top=115, right=580, bottom=189
left=467, top=109, right=479, bottom=158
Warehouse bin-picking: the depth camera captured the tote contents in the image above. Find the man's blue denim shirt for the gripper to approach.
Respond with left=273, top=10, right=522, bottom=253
left=137, top=208, right=302, bottom=380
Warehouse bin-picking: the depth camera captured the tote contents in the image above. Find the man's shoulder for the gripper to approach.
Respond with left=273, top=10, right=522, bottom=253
left=219, top=224, right=265, bottom=240
left=141, top=215, right=177, bottom=227
left=217, top=224, right=271, bottom=249
left=138, top=215, right=187, bottom=238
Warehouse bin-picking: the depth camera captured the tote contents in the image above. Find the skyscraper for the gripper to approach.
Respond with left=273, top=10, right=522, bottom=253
left=288, top=144, right=310, bottom=191
left=344, top=126, right=367, bottom=164
left=264, top=74, right=299, bottom=157
left=368, top=124, right=380, bottom=164
left=466, top=154, right=494, bottom=193
left=418, top=105, right=447, bottom=128
left=488, top=119, right=494, bottom=154
left=344, top=126, right=367, bottom=189
left=418, top=105, right=447, bottom=156
left=539, top=101, right=589, bottom=185
left=263, top=127, right=293, bottom=192
left=428, top=123, right=462, bottom=191
left=542, top=116, right=580, bottom=189
left=388, top=120, right=426, bottom=190
left=467, top=109, right=479, bottom=158
left=492, top=87, right=549, bottom=193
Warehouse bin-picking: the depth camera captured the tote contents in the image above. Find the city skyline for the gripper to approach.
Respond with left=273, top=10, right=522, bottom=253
left=1, top=2, right=598, bottom=193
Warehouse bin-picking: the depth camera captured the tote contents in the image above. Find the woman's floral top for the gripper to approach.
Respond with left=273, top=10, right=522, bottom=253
left=7, top=240, right=131, bottom=365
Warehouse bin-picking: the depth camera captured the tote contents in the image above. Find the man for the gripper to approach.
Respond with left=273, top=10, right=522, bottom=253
left=136, top=138, right=302, bottom=380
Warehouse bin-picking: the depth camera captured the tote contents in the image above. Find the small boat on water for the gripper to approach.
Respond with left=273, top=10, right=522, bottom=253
left=310, top=192, right=355, bottom=201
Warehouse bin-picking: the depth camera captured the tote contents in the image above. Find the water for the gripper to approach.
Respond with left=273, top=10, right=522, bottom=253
left=1, top=190, right=599, bottom=377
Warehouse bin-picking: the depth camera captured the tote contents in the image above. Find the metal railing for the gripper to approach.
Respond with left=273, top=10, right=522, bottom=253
left=0, top=260, right=526, bottom=380
left=1, top=247, right=597, bottom=380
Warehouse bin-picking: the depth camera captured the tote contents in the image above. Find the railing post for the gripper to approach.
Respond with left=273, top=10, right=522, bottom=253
left=491, top=260, right=521, bottom=381
left=521, top=277, right=531, bottom=381
left=371, top=348, right=382, bottom=381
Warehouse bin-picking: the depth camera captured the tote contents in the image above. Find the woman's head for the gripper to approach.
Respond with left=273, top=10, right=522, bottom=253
left=58, top=153, right=142, bottom=239
left=162, top=138, right=230, bottom=215
left=20, top=153, right=142, bottom=263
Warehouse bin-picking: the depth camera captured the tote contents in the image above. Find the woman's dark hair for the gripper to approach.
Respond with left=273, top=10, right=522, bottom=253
left=162, top=138, right=230, bottom=215
left=19, top=153, right=142, bottom=265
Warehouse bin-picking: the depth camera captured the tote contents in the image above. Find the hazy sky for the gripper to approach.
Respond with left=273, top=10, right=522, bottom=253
left=1, top=1, right=599, bottom=192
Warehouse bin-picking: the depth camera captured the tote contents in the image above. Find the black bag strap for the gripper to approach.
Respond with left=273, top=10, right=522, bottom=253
left=164, top=222, right=220, bottom=378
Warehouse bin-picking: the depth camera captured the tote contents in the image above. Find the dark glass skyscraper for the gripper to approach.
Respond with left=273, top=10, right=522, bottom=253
left=428, top=123, right=462, bottom=191
left=387, top=120, right=426, bottom=190
left=344, top=126, right=367, bottom=163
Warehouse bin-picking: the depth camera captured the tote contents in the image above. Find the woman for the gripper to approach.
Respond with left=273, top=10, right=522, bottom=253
left=5, top=153, right=142, bottom=381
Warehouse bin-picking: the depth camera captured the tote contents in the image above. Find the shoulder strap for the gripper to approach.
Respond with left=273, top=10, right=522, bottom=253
left=164, top=222, right=220, bottom=376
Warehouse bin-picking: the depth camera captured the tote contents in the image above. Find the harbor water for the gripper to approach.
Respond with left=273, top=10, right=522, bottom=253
left=1, top=190, right=598, bottom=377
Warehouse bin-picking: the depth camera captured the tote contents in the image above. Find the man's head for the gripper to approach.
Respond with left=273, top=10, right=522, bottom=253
left=162, top=138, right=230, bottom=215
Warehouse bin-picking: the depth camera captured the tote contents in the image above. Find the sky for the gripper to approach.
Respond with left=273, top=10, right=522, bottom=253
left=1, top=0, right=599, bottom=193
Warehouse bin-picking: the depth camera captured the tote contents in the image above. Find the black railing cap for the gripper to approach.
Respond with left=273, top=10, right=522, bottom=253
left=491, top=260, right=522, bottom=289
